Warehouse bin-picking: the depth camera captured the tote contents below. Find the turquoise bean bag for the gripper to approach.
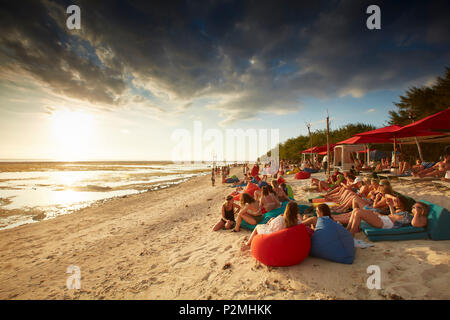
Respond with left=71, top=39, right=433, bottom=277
left=310, top=216, right=355, bottom=264
left=360, top=200, right=450, bottom=241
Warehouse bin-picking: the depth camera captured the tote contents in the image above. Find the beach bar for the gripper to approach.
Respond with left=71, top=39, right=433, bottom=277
left=333, top=144, right=365, bottom=171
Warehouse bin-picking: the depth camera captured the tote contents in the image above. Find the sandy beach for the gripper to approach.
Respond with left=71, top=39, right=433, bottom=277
left=0, top=167, right=449, bottom=300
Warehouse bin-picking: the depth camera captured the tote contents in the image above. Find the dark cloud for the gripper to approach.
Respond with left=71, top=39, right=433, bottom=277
left=0, top=0, right=449, bottom=123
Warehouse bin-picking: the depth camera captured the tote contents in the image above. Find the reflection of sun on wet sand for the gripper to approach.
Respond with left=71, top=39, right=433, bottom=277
left=0, top=167, right=448, bottom=300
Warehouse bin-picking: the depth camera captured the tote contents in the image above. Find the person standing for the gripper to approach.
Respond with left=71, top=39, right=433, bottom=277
left=211, top=168, right=215, bottom=187
left=322, top=154, right=328, bottom=172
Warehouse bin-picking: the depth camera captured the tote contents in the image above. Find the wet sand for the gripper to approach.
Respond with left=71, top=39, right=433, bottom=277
left=0, top=168, right=449, bottom=300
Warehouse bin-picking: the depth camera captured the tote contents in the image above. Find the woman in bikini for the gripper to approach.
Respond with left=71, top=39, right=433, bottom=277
left=271, top=179, right=289, bottom=202
left=212, top=195, right=241, bottom=231
left=232, top=193, right=263, bottom=232
left=346, top=196, right=428, bottom=235
left=259, top=186, right=281, bottom=213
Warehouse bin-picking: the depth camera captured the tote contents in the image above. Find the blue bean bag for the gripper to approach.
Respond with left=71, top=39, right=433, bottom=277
left=310, top=216, right=355, bottom=264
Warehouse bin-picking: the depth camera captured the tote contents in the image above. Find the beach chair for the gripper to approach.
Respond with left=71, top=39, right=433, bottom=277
left=361, top=200, right=450, bottom=241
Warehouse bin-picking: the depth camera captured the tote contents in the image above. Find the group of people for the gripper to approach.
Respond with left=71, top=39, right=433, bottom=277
left=213, top=160, right=433, bottom=256
left=211, top=165, right=232, bottom=186
left=311, top=172, right=429, bottom=235
left=212, top=177, right=291, bottom=233
left=211, top=148, right=450, bottom=248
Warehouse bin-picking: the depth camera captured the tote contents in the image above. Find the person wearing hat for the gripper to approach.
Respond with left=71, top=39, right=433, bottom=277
left=212, top=195, right=241, bottom=231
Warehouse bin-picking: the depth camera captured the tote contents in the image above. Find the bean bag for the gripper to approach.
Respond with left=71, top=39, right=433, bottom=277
left=361, top=200, right=450, bottom=241
left=251, top=224, right=311, bottom=267
left=303, top=168, right=318, bottom=174
left=360, top=221, right=428, bottom=241
left=295, top=171, right=311, bottom=179
left=244, top=183, right=260, bottom=198
left=310, top=217, right=355, bottom=264
left=233, top=193, right=242, bottom=201
left=277, top=177, right=286, bottom=184
left=285, top=184, right=294, bottom=199
left=287, top=168, right=301, bottom=175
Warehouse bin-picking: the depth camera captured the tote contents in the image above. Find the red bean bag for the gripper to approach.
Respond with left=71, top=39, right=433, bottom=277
left=295, top=171, right=311, bottom=179
left=244, top=182, right=260, bottom=197
left=277, top=177, right=286, bottom=184
left=251, top=224, right=311, bottom=267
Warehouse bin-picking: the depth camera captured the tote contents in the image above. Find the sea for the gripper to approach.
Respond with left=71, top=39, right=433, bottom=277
left=0, top=160, right=224, bottom=230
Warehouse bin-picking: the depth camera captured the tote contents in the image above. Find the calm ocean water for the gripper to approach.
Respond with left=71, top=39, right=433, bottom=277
left=0, top=161, right=220, bottom=230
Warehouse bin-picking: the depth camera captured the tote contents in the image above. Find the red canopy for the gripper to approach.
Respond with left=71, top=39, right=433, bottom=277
left=301, top=144, right=336, bottom=154
left=354, top=125, right=403, bottom=138
left=337, top=135, right=393, bottom=145
left=394, top=108, right=450, bottom=136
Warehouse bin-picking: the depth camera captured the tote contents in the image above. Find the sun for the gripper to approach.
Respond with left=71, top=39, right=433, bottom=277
left=51, top=109, right=95, bottom=160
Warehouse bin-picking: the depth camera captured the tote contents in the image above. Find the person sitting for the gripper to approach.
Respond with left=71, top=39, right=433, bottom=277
left=257, top=186, right=281, bottom=212
left=301, top=203, right=334, bottom=231
left=232, top=193, right=263, bottom=232
left=346, top=196, right=429, bottom=235
left=213, top=195, right=241, bottom=231
left=311, top=169, right=345, bottom=192
left=414, top=155, right=450, bottom=178
left=271, top=179, right=289, bottom=202
left=329, top=177, right=370, bottom=213
left=411, top=158, right=425, bottom=174
left=397, top=157, right=411, bottom=175
left=240, top=201, right=302, bottom=250
left=352, top=179, right=395, bottom=214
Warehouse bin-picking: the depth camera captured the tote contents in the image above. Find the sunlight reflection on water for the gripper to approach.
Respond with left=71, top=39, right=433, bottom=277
left=0, top=162, right=211, bottom=230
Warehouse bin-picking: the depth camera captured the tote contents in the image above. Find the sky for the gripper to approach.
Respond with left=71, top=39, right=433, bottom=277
left=0, top=0, right=449, bottom=161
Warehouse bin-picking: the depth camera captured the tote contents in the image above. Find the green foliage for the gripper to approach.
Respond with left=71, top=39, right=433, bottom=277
left=275, top=123, right=376, bottom=161
left=388, top=67, right=450, bottom=161
left=389, top=67, right=450, bottom=125
left=267, top=67, right=449, bottom=162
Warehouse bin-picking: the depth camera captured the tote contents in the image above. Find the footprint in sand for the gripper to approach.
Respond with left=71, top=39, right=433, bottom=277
left=420, top=264, right=449, bottom=282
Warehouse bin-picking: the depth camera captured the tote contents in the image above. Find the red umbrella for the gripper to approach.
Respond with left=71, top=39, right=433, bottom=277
left=301, top=144, right=336, bottom=154
left=337, top=135, right=393, bottom=144
left=394, top=108, right=450, bottom=136
left=354, top=125, right=403, bottom=138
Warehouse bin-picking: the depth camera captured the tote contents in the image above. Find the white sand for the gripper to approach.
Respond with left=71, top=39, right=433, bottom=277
left=0, top=168, right=449, bottom=300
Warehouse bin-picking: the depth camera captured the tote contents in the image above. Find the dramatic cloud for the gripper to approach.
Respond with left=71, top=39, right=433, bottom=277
left=0, top=0, right=449, bottom=124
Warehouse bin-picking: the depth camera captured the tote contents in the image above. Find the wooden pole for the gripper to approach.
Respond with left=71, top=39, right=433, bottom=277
left=326, top=114, right=330, bottom=176
left=307, top=123, right=312, bottom=161
left=408, top=111, right=424, bottom=162
left=393, top=136, right=397, bottom=168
